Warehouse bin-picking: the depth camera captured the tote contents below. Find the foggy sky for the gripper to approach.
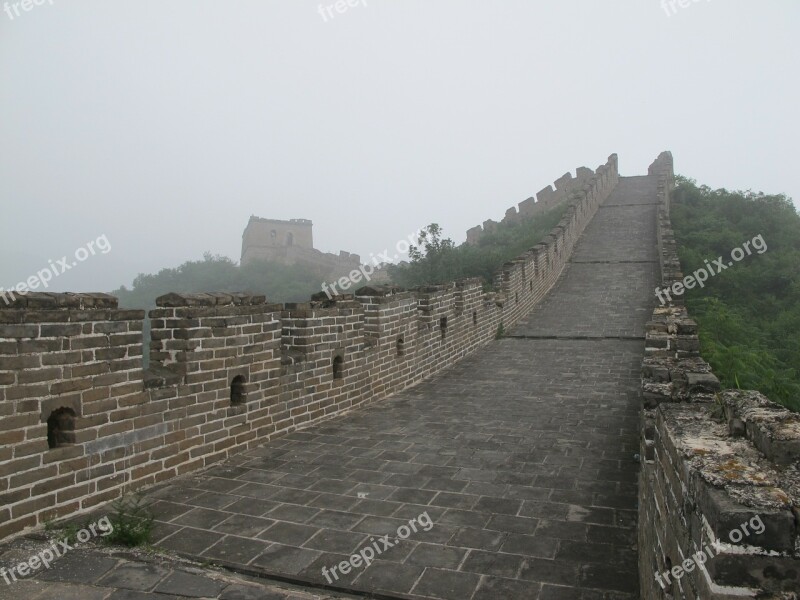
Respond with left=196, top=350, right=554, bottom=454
left=1, top=0, right=798, bottom=294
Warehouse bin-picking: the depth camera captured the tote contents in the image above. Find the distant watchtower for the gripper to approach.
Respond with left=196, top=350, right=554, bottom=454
left=241, top=217, right=314, bottom=265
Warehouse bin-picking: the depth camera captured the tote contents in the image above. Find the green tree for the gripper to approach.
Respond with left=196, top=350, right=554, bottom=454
left=671, top=177, right=800, bottom=411
left=389, top=205, right=567, bottom=288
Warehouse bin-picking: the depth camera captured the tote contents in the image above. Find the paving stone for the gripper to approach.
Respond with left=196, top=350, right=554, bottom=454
left=447, top=527, right=506, bottom=551
left=173, top=508, right=231, bottom=529
left=0, top=579, right=50, bottom=600
left=224, top=498, right=280, bottom=517
left=535, top=520, right=588, bottom=542
left=383, top=473, right=425, bottom=488
left=308, top=479, right=357, bottom=495
left=358, top=537, right=415, bottom=564
left=555, top=540, right=636, bottom=566
left=265, top=504, right=320, bottom=524
left=404, top=542, right=467, bottom=570
left=188, top=492, right=240, bottom=510
left=153, top=570, right=228, bottom=597
left=422, top=478, right=468, bottom=493
left=307, top=510, right=364, bottom=530
left=387, top=488, right=437, bottom=505
left=473, top=496, right=523, bottom=516
left=251, top=544, right=322, bottom=575
left=98, top=563, right=169, bottom=591
left=34, top=584, right=114, bottom=600
left=158, top=527, right=224, bottom=555
left=150, top=500, right=193, bottom=522
left=586, top=524, right=636, bottom=546
left=565, top=505, right=615, bottom=525
left=202, top=535, right=269, bottom=564
left=486, top=514, right=538, bottom=534
left=580, top=563, right=639, bottom=594
left=106, top=590, right=180, bottom=600
left=307, top=494, right=359, bottom=512
left=429, top=492, right=480, bottom=510
left=297, top=552, right=359, bottom=586
left=234, top=483, right=280, bottom=500
left=34, top=551, right=118, bottom=583
left=473, top=576, right=541, bottom=600
left=353, top=561, right=423, bottom=595
left=461, top=549, right=525, bottom=578
left=302, top=529, right=367, bottom=554
left=267, top=488, right=321, bottom=506
left=258, top=522, right=319, bottom=546
left=501, top=534, right=559, bottom=559
left=351, top=516, right=407, bottom=537
left=518, top=558, right=580, bottom=587
left=219, top=583, right=285, bottom=600
left=438, top=509, right=492, bottom=529
left=213, top=514, right=275, bottom=537
left=412, top=568, right=481, bottom=599
left=237, top=470, right=286, bottom=485
left=196, top=477, right=248, bottom=494
left=391, top=504, right=447, bottom=522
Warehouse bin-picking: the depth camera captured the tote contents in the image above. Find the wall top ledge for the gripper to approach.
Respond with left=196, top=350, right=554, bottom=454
left=155, top=292, right=268, bottom=307
left=0, top=292, right=118, bottom=310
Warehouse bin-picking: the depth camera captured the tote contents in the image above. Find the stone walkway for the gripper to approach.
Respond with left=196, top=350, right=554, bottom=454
left=132, top=176, right=659, bottom=599
left=2, top=175, right=658, bottom=599
left=0, top=534, right=356, bottom=600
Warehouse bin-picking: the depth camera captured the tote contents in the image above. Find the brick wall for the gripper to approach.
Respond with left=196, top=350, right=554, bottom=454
left=0, top=155, right=619, bottom=542
left=638, top=152, right=800, bottom=599
left=465, top=162, right=601, bottom=244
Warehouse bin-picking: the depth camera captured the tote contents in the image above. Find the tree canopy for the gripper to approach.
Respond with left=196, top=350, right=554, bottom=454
left=388, top=205, right=567, bottom=288
left=671, top=177, right=800, bottom=411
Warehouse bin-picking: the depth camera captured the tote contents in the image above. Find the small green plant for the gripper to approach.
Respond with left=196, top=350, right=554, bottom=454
left=44, top=518, right=86, bottom=544
left=710, top=392, right=726, bottom=421
left=495, top=323, right=505, bottom=339
left=103, top=494, right=155, bottom=547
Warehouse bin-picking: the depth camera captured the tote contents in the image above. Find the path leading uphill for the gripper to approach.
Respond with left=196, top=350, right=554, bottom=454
left=140, top=176, right=660, bottom=599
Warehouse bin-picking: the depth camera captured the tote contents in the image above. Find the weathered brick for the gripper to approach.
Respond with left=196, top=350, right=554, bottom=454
left=50, top=379, right=92, bottom=395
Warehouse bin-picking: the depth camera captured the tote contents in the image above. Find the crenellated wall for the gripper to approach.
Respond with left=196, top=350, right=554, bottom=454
left=638, top=152, right=800, bottom=599
left=0, top=154, right=619, bottom=541
left=465, top=165, right=598, bottom=245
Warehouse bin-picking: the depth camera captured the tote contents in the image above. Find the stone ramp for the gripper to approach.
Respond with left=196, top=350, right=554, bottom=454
left=141, top=176, right=658, bottom=599
left=513, top=176, right=659, bottom=339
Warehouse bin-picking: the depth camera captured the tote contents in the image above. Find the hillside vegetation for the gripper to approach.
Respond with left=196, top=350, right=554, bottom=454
left=671, top=177, right=800, bottom=411
left=388, top=204, right=567, bottom=288
left=113, top=254, right=325, bottom=310
left=112, top=255, right=326, bottom=365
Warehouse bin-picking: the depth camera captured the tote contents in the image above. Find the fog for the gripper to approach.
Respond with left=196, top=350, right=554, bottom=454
left=1, top=0, right=797, bottom=293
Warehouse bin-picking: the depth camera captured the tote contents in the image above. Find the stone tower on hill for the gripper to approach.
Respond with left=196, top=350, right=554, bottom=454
left=240, top=216, right=361, bottom=277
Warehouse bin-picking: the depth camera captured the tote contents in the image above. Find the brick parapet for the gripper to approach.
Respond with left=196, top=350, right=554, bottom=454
left=638, top=152, right=799, bottom=599
left=0, top=155, right=620, bottom=542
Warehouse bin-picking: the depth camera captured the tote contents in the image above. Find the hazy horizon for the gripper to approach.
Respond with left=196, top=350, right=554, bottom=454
left=2, top=1, right=798, bottom=294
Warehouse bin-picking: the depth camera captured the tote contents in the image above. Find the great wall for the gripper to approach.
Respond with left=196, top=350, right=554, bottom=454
left=0, top=153, right=797, bottom=599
